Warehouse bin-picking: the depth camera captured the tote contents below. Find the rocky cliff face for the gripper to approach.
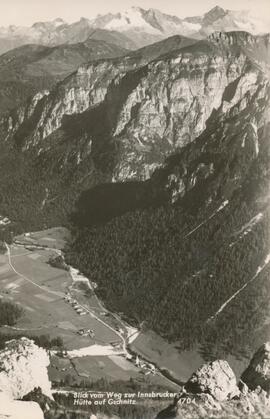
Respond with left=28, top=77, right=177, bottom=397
left=157, top=343, right=270, bottom=418
left=161, top=71, right=269, bottom=206
left=112, top=45, right=259, bottom=180
left=185, top=360, right=239, bottom=401
left=0, top=337, right=52, bottom=419
left=0, top=391, right=44, bottom=419
left=241, top=343, right=270, bottom=392
left=3, top=53, right=153, bottom=146
left=2, top=32, right=268, bottom=182
left=0, top=337, right=52, bottom=400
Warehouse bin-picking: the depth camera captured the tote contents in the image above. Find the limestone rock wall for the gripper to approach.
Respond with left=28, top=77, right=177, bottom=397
left=0, top=337, right=52, bottom=400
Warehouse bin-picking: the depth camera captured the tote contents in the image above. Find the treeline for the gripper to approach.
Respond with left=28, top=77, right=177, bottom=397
left=0, top=240, right=6, bottom=253
left=0, top=332, right=63, bottom=350
left=48, top=255, right=69, bottom=271
left=56, top=376, right=169, bottom=393
left=0, top=300, right=23, bottom=327
left=0, top=301, right=64, bottom=350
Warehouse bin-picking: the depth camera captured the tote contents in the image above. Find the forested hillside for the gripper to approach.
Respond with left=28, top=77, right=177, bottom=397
left=66, top=188, right=270, bottom=360
left=66, top=74, right=270, bottom=361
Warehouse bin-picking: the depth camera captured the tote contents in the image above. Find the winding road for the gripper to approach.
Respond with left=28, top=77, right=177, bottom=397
left=4, top=241, right=181, bottom=390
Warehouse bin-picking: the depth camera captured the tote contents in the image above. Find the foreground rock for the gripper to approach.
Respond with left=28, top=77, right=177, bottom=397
left=156, top=344, right=270, bottom=418
left=0, top=337, right=52, bottom=419
left=185, top=359, right=239, bottom=401
left=0, top=390, right=44, bottom=419
left=241, top=342, right=270, bottom=391
left=157, top=389, right=270, bottom=418
left=0, top=337, right=52, bottom=400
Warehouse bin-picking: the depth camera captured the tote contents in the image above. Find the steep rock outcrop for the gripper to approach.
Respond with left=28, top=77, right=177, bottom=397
left=162, top=78, right=269, bottom=205
left=0, top=337, right=52, bottom=400
left=185, top=360, right=239, bottom=401
left=112, top=49, right=258, bottom=180
left=157, top=346, right=270, bottom=418
left=2, top=34, right=265, bottom=183
left=157, top=389, right=270, bottom=418
left=241, top=342, right=270, bottom=391
left=0, top=391, right=44, bottom=419
left=5, top=59, right=131, bottom=145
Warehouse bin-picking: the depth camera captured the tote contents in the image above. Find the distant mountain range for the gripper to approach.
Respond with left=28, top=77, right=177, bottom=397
left=0, top=6, right=269, bottom=54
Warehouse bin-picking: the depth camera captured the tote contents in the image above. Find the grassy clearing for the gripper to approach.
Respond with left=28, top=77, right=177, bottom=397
left=132, top=331, right=204, bottom=382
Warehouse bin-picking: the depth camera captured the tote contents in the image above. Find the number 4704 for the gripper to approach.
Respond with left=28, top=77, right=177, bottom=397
left=178, top=397, right=192, bottom=404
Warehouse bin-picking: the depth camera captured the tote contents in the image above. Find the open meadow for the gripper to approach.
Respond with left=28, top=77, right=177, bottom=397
left=0, top=228, right=175, bottom=388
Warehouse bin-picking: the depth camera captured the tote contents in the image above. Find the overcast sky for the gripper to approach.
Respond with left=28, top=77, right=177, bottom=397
left=0, top=0, right=269, bottom=26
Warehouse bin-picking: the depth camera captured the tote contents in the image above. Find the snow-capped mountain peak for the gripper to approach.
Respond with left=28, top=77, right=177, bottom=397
left=0, top=5, right=269, bottom=54
left=93, top=7, right=161, bottom=34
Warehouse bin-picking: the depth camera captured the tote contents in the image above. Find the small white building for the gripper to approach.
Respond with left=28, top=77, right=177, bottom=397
left=76, top=308, right=83, bottom=314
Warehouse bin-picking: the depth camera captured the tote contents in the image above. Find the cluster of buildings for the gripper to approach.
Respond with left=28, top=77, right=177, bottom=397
left=77, top=329, right=95, bottom=338
left=135, top=355, right=156, bottom=375
left=64, top=294, right=87, bottom=316
left=123, top=354, right=156, bottom=375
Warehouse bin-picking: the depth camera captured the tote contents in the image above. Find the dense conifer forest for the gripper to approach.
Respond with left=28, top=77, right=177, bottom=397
left=66, top=189, right=270, bottom=360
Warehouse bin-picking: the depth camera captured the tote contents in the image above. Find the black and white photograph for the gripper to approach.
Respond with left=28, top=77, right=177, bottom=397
left=0, top=0, right=269, bottom=418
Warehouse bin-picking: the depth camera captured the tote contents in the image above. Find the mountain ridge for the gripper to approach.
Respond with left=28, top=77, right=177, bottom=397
left=0, top=6, right=269, bottom=54
left=0, top=38, right=129, bottom=116
left=0, top=30, right=268, bottom=228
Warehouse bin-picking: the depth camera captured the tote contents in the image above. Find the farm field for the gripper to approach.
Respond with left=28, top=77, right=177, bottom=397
left=132, top=331, right=248, bottom=382
left=0, top=228, right=174, bottom=388
left=72, top=355, right=138, bottom=381
left=131, top=331, right=204, bottom=383
left=0, top=247, right=117, bottom=349
left=15, top=227, right=70, bottom=249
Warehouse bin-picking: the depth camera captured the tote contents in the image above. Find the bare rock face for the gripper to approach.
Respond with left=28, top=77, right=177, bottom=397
left=157, top=389, right=270, bottom=418
left=156, top=347, right=270, bottom=418
left=0, top=337, right=52, bottom=400
left=4, top=56, right=147, bottom=147
left=0, top=390, right=44, bottom=419
left=2, top=34, right=263, bottom=183
left=185, top=360, right=239, bottom=401
left=111, top=50, right=254, bottom=180
left=241, top=342, right=270, bottom=391
left=5, top=61, right=125, bottom=145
